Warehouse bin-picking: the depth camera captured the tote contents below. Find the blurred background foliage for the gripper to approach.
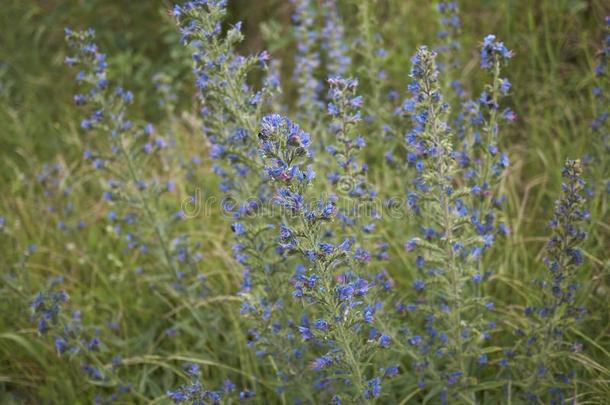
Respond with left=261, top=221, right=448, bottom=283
left=0, top=0, right=609, bottom=403
left=1, top=0, right=608, bottom=174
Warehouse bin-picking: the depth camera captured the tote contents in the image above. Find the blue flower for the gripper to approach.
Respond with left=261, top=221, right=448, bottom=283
left=231, top=222, right=246, bottom=235
left=384, top=365, right=399, bottom=377
left=413, top=279, right=425, bottom=291
left=446, top=371, right=463, bottom=385
left=318, top=243, right=334, bottom=256
left=363, top=305, right=375, bottom=323
left=55, top=336, right=68, bottom=354
left=310, top=354, right=333, bottom=371
left=404, top=238, right=418, bottom=252
left=480, top=34, right=513, bottom=69
left=499, top=78, right=511, bottom=94
left=314, top=319, right=329, bottom=331
left=379, top=334, right=391, bottom=348
left=364, top=377, right=381, bottom=399
left=167, top=390, right=187, bottom=403
left=409, top=335, right=422, bottom=346
left=223, top=379, right=236, bottom=392
left=297, top=326, right=314, bottom=341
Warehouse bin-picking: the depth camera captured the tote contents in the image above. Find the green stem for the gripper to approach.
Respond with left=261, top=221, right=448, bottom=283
left=117, top=131, right=176, bottom=274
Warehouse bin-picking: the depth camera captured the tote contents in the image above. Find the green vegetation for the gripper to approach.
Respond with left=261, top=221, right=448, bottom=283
left=0, top=0, right=608, bottom=403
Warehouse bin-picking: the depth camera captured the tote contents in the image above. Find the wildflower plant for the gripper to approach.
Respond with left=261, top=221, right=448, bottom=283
left=474, top=34, right=514, bottom=193
left=511, top=160, right=590, bottom=403
left=174, top=1, right=315, bottom=399
left=36, top=162, right=87, bottom=234
left=351, top=0, right=386, bottom=119
left=64, top=28, right=197, bottom=288
left=30, top=278, right=134, bottom=402
left=321, top=0, right=351, bottom=78
left=451, top=34, right=513, bottom=218
left=588, top=16, right=610, bottom=206
left=591, top=17, right=610, bottom=155
left=326, top=77, right=365, bottom=186
left=325, top=76, right=388, bottom=268
left=402, top=46, right=499, bottom=402
left=291, top=0, right=322, bottom=117
left=257, top=113, right=394, bottom=402
left=454, top=34, right=514, bottom=274
left=435, top=1, right=462, bottom=97
left=173, top=0, right=268, bottom=257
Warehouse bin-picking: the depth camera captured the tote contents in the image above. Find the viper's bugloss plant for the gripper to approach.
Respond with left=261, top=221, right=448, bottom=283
left=435, top=1, right=461, bottom=96
left=453, top=34, right=514, bottom=261
left=291, top=0, right=322, bottom=117
left=453, top=34, right=513, bottom=203
left=588, top=17, right=610, bottom=200
left=321, top=0, right=351, bottom=78
left=30, top=280, right=69, bottom=336
left=325, top=76, right=388, bottom=266
left=36, top=163, right=84, bottom=233
left=174, top=2, right=317, bottom=400
left=326, top=77, right=365, bottom=185
left=257, top=113, right=395, bottom=403
left=64, top=28, right=200, bottom=287
left=351, top=0, right=386, bottom=122
left=30, top=278, right=135, bottom=402
left=401, top=46, right=499, bottom=403
left=512, top=160, right=590, bottom=403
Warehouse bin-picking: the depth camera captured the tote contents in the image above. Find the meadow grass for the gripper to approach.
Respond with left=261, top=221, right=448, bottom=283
left=0, top=0, right=608, bottom=403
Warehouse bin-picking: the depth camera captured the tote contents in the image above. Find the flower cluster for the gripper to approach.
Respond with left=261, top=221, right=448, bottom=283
left=167, top=364, right=253, bottom=404
left=325, top=76, right=387, bottom=266
left=30, top=282, right=69, bottom=335
left=64, top=25, right=218, bottom=401
left=176, top=2, right=269, bottom=185
left=30, top=278, right=132, bottom=401
left=321, top=0, right=351, bottom=77
left=589, top=16, right=610, bottom=196
left=435, top=1, right=461, bottom=75
left=173, top=0, right=273, bottom=286
left=174, top=3, right=323, bottom=399
left=480, top=34, right=513, bottom=70
left=291, top=0, right=322, bottom=115
left=457, top=34, right=514, bottom=258
left=544, top=161, right=589, bottom=303
left=259, top=114, right=313, bottom=184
